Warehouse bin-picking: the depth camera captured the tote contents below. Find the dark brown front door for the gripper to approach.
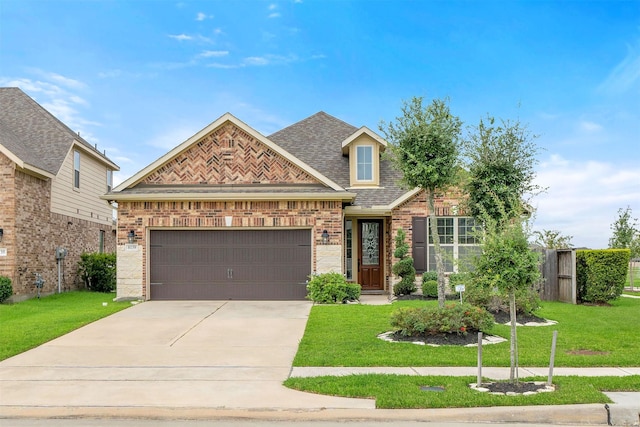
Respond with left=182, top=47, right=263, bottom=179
left=358, top=220, right=384, bottom=290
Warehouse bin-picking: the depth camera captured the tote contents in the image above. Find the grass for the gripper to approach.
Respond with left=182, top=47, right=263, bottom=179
left=0, top=291, right=132, bottom=361
left=284, top=375, right=640, bottom=409
left=293, top=297, right=640, bottom=367
left=626, top=264, right=640, bottom=289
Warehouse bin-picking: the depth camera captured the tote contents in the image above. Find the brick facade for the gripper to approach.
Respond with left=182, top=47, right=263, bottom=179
left=117, top=200, right=343, bottom=299
left=143, top=123, right=320, bottom=185
left=0, top=152, right=116, bottom=300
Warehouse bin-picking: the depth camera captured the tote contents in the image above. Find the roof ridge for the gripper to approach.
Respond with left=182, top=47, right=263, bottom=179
left=268, top=110, right=357, bottom=138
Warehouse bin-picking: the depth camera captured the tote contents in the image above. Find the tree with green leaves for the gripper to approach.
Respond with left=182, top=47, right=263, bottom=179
left=609, top=206, right=640, bottom=258
left=533, top=229, right=573, bottom=249
left=380, top=97, right=462, bottom=307
left=463, top=116, right=541, bottom=228
left=472, top=220, right=541, bottom=383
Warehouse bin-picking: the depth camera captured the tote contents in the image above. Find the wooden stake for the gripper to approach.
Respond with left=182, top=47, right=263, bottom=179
left=477, top=332, right=483, bottom=387
left=548, top=330, right=558, bottom=386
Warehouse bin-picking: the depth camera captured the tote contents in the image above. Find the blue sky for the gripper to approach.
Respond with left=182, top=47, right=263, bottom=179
left=1, top=0, right=639, bottom=249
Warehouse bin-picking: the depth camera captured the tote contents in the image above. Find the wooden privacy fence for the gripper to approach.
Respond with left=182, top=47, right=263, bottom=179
left=538, top=248, right=577, bottom=304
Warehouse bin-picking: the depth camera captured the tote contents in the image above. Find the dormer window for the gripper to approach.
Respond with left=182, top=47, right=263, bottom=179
left=356, top=145, right=373, bottom=181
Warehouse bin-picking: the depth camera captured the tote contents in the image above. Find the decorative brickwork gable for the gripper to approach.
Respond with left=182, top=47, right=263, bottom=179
left=143, top=123, right=320, bottom=186
left=117, top=199, right=343, bottom=299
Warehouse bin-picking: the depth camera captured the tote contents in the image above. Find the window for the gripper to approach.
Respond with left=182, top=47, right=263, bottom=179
left=106, top=169, right=113, bottom=192
left=73, top=151, right=80, bottom=189
left=356, top=145, right=373, bottom=181
left=99, top=230, right=105, bottom=253
left=412, top=216, right=481, bottom=273
left=344, top=220, right=353, bottom=280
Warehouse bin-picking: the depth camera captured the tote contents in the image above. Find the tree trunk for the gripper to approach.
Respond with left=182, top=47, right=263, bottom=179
left=427, top=189, right=446, bottom=308
left=509, top=289, right=518, bottom=383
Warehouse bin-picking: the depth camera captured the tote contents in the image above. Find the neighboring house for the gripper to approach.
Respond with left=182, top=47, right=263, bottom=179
left=106, top=112, right=478, bottom=301
left=0, top=87, right=119, bottom=300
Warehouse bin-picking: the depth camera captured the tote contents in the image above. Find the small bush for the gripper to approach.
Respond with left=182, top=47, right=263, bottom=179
left=464, top=279, right=540, bottom=315
left=0, top=276, right=12, bottom=303
left=390, top=303, right=494, bottom=336
left=577, top=249, right=630, bottom=303
left=78, top=252, right=116, bottom=292
left=306, top=272, right=361, bottom=304
left=392, top=228, right=417, bottom=296
left=422, top=271, right=438, bottom=282
left=448, top=272, right=471, bottom=292
left=422, top=280, right=438, bottom=298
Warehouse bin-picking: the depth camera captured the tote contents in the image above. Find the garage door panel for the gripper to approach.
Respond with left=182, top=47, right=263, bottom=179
left=150, top=229, right=311, bottom=300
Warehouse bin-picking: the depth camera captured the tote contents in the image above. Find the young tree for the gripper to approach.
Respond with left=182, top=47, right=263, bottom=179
left=463, top=116, right=541, bottom=228
left=609, top=206, right=640, bottom=258
left=380, top=97, right=462, bottom=307
left=533, top=229, right=573, bottom=249
left=473, top=220, right=541, bottom=382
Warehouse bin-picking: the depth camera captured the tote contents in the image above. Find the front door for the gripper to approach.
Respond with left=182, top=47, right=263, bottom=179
left=358, top=220, right=384, bottom=290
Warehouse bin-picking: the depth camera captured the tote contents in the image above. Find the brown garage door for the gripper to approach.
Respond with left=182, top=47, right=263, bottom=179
left=149, top=229, right=311, bottom=300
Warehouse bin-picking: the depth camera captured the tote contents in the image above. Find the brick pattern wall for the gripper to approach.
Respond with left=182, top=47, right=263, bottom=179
left=3, top=168, right=117, bottom=299
left=389, top=189, right=465, bottom=281
left=143, top=123, right=319, bottom=185
left=0, top=152, right=17, bottom=282
left=117, top=200, right=343, bottom=299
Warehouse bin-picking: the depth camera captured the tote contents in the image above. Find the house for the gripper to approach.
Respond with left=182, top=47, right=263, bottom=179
left=106, top=112, right=478, bottom=301
left=0, top=87, right=119, bottom=300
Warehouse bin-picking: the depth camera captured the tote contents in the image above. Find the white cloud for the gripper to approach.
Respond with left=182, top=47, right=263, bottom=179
left=268, top=3, right=278, bottom=10
left=98, top=69, right=122, bottom=78
left=198, top=50, right=229, bottom=58
left=168, top=34, right=193, bottom=41
left=531, top=154, right=640, bottom=249
left=598, top=38, right=640, bottom=94
left=579, top=120, right=603, bottom=133
left=196, top=12, right=212, bottom=21
left=245, top=56, right=270, bottom=66
left=145, top=125, right=200, bottom=150
left=207, top=63, right=242, bottom=69
left=268, top=12, right=281, bottom=18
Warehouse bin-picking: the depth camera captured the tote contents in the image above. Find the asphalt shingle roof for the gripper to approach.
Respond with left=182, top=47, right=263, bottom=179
left=0, top=87, right=115, bottom=175
left=269, top=111, right=407, bottom=208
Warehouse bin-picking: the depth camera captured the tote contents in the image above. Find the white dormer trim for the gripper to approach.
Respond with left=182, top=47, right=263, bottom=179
left=341, top=126, right=387, bottom=155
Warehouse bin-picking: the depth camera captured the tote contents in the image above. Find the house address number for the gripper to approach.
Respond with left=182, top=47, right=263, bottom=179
left=0, top=248, right=7, bottom=257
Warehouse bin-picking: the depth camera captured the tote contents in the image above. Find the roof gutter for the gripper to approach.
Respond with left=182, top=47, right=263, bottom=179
left=101, top=191, right=357, bottom=203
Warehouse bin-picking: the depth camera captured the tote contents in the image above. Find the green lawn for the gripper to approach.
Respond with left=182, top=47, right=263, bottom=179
left=627, top=264, right=640, bottom=289
left=0, top=291, right=132, bottom=361
left=285, top=375, right=640, bottom=409
left=293, top=297, right=640, bottom=367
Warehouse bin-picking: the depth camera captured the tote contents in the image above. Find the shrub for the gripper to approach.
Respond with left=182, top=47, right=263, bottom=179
left=392, top=228, right=417, bottom=296
left=576, top=249, right=630, bottom=303
left=448, top=272, right=471, bottom=292
left=390, top=303, right=494, bottom=336
left=464, top=278, right=540, bottom=315
left=422, top=280, right=438, bottom=298
left=306, top=272, right=361, bottom=304
left=0, top=276, right=12, bottom=303
left=78, top=252, right=116, bottom=292
left=422, top=271, right=438, bottom=282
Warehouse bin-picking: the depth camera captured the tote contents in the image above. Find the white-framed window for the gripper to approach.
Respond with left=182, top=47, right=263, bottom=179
left=106, top=169, right=113, bottom=192
left=356, top=145, right=373, bottom=181
left=412, top=216, right=481, bottom=273
left=344, top=220, right=353, bottom=280
left=73, top=150, right=80, bottom=189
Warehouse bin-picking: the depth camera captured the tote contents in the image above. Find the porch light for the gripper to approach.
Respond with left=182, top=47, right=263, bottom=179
left=127, top=230, right=136, bottom=244
left=321, top=229, right=330, bottom=245
left=0, top=228, right=3, bottom=242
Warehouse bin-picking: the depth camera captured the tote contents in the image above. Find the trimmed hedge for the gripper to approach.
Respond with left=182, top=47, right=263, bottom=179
left=306, top=272, right=361, bottom=304
left=577, top=249, right=630, bottom=303
left=392, top=228, right=417, bottom=296
left=422, top=280, right=438, bottom=298
left=0, top=276, right=12, bottom=303
left=390, top=302, right=494, bottom=336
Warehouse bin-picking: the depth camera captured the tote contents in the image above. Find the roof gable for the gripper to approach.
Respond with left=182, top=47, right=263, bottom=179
left=0, top=87, right=118, bottom=175
left=341, top=126, right=387, bottom=155
left=115, top=113, right=346, bottom=192
left=142, top=121, right=320, bottom=186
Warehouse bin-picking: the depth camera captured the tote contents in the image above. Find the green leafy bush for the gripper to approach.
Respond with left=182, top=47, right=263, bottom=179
left=463, top=278, right=540, bottom=315
left=577, top=249, right=630, bottom=303
left=422, top=271, right=438, bottom=282
left=422, top=280, right=438, bottom=298
left=448, top=272, right=471, bottom=292
left=392, top=228, right=417, bottom=296
left=0, top=276, right=12, bottom=303
left=306, top=272, right=361, bottom=304
left=77, top=252, right=116, bottom=293
left=390, top=302, right=494, bottom=336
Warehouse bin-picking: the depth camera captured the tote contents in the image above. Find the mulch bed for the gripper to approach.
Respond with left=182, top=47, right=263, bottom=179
left=390, top=330, right=482, bottom=346
left=483, top=381, right=547, bottom=393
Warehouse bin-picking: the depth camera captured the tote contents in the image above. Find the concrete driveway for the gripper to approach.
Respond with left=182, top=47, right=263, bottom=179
left=0, top=301, right=373, bottom=415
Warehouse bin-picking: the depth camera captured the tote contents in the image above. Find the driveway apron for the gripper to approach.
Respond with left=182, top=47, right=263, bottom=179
left=0, top=301, right=373, bottom=411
